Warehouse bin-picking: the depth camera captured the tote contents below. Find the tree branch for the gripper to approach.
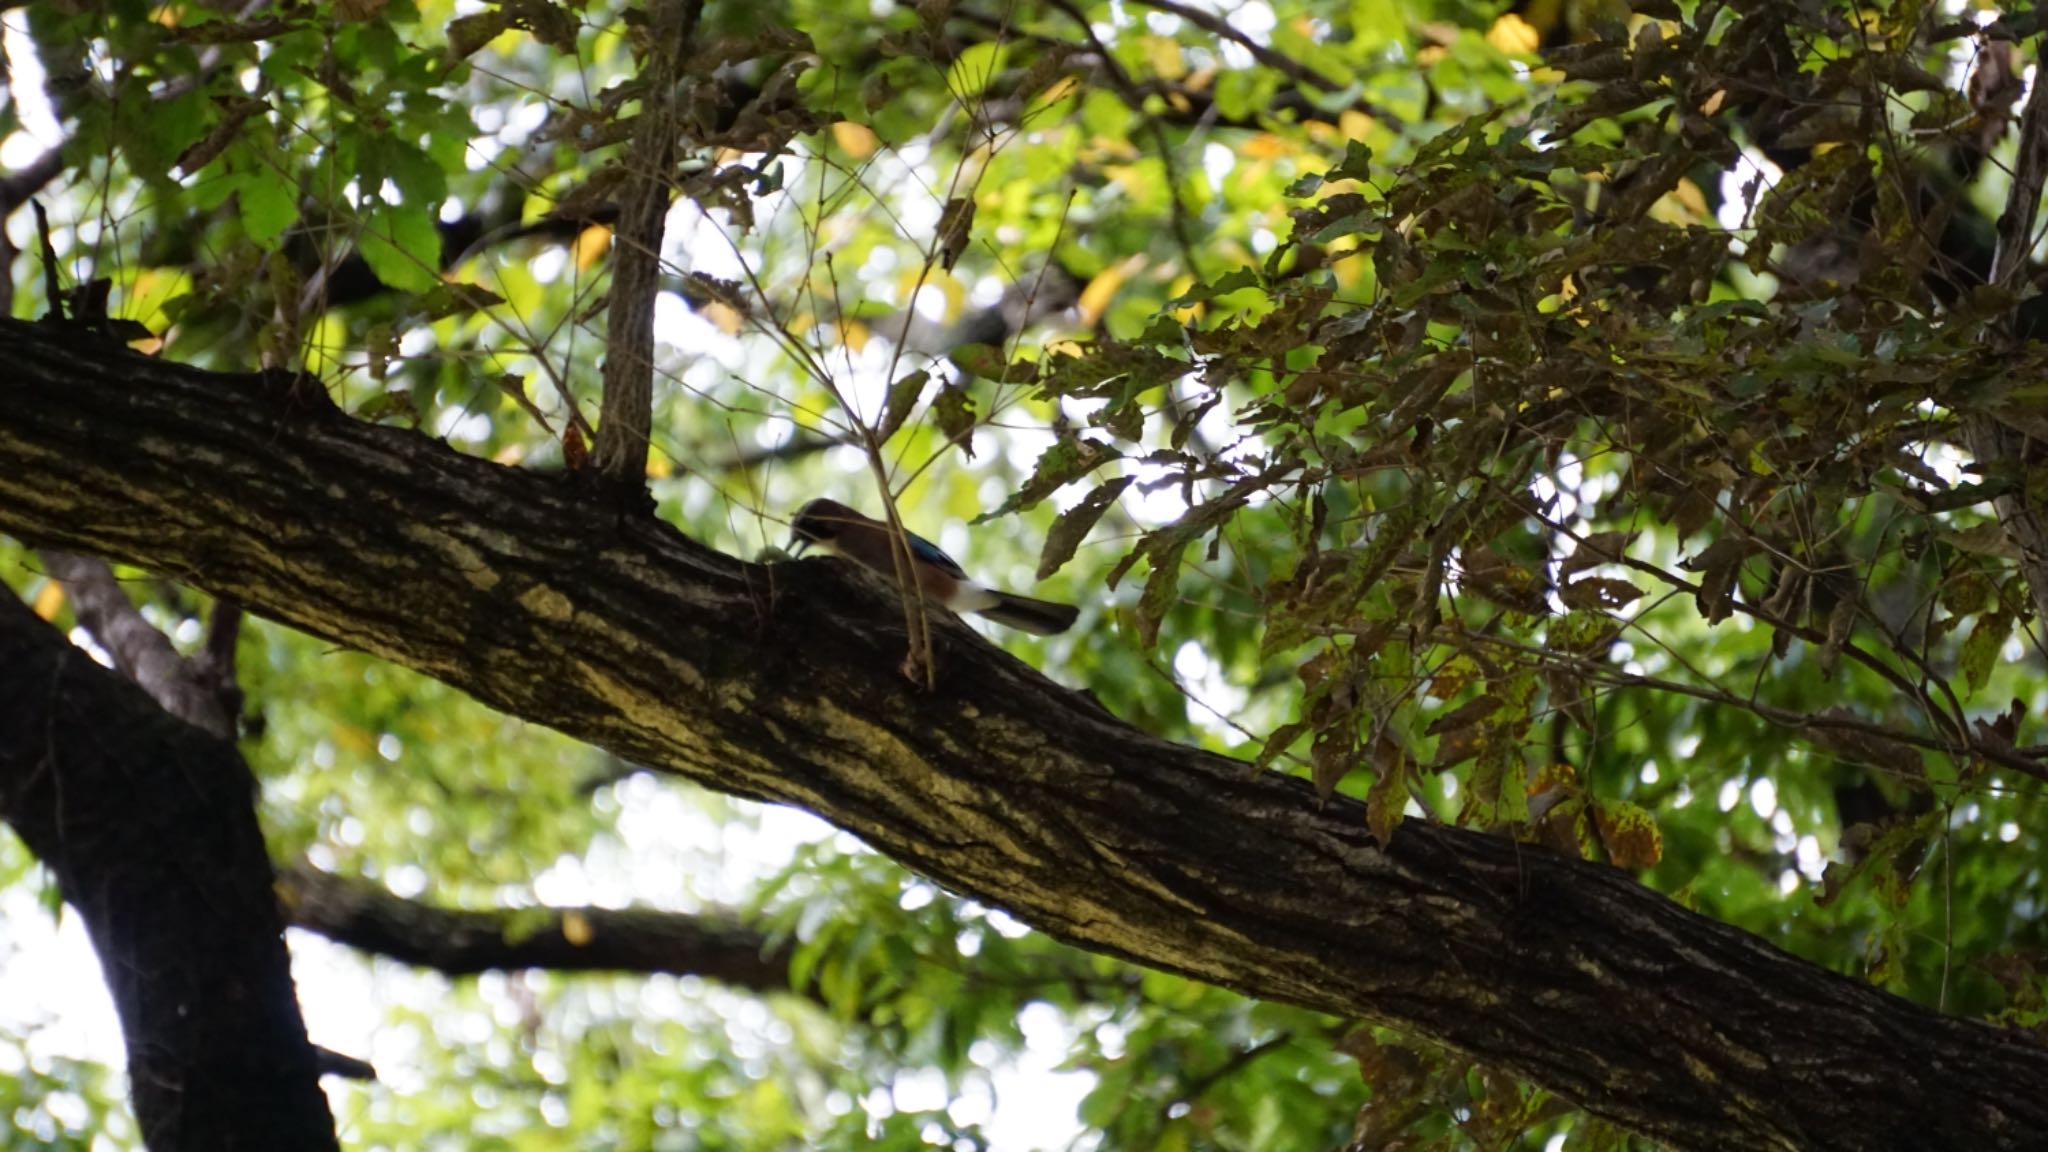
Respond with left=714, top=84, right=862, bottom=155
left=0, top=592, right=339, bottom=1151
left=39, top=551, right=239, bottom=738
left=2, top=318, right=2046, bottom=1151
left=1970, top=34, right=2048, bottom=634
left=279, top=864, right=796, bottom=988
left=592, top=0, right=701, bottom=484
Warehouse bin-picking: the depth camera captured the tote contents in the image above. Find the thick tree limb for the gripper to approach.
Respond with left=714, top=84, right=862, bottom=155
left=0, top=593, right=339, bottom=1152
left=279, top=864, right=794, bottom=987
left=2, top=319, right=2047, bottom=1151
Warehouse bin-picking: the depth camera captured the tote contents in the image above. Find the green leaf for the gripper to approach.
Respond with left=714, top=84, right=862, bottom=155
left=1166, top=267, right=1263, bottom=310
left=947, top=43, right=1008, bottom=99
left=1960, top=611, right=2010, bottom=694
left=1134, top=537, right=1188, bottom=648
left=949, top=343, right=1036, bottom=382
left=239, top=165, right=300, bottom=244
left=358, top=203, right=443, bottom=294
left=1038, top=476, right=1132, bottom=579
left=384, top=139, right=448, bottom=205
left=974, top=436, right=1121, bottom=522
left=931, top=383, right=977, bottom=460
left=877, top=369, right=929, bottom=441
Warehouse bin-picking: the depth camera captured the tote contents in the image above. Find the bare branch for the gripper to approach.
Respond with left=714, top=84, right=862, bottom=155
left=280, top=864, right=796, bottom=988
left=593, top=0, right=704, bottom=485
left=40, top=551, right=237, bottom=739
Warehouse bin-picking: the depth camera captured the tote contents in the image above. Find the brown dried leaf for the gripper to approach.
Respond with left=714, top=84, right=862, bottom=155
left=1686, top=534, right=1749, bottom=624
left=876, top=369, right=929, bottom=443
left=1426, top=693, right=1504, bottom=737
left=1311, top=729, right=1355, bottom=803
left=1559, top=576, right=1644, bottom=612
left=937, top=196, right=975, bottom=271
left=1559, top=530, right=1634, bottom=580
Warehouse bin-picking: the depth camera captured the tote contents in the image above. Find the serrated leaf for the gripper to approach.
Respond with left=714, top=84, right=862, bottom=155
left=974, top=437, right=1121, bottom=521
left=1134, top=538, right=1188, bottom=647
left=239, top=165, right=299, bottom=244
left=936, top=196, right=974, bottom=271
left=877, top=369, right=929, bottom=442
left=384, top=139, right=447, bottom=205
left=1559, top=531, right=1634, bottom=579
left=1686, top=535, right=1749, bottom=624
left=1252, top=720, right=1306, bottom=773
left=359, top=203, right=443, bottom=293
left=931, top=383, right=977, bottom=459
left=1038, top=476, right=1132, bottom=579
left=1558, top=576, right=1644, bottom=612
left=1426, top=693, right=1503, bottom=737
left=1311, top=728, right=1354, bottom=803
left=1166, top=266, right=1262, bottom=309
left=949, top=342, right=1036, bottom=382
left=1960, top=610, right=2010, bottom=694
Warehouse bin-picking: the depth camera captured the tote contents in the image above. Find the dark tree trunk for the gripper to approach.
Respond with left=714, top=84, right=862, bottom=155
left=0, top=595, right=339, bottom=1151
left=2, top=318, right=2046, bottom=1150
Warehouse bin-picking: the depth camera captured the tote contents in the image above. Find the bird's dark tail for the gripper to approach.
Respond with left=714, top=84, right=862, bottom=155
left=976, top=592, right=1080, bottom=635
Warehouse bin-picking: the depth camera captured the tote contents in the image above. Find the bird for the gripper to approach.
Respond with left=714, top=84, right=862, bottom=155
left=787, top=498, right=1081, bottom=636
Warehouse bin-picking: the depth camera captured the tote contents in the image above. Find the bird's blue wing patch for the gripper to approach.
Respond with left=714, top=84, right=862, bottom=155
left=907, top=531, right=968, bottom=580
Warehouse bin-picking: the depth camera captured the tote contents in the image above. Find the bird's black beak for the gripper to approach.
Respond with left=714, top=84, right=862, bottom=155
left=788, top=530, right=813, bottom=556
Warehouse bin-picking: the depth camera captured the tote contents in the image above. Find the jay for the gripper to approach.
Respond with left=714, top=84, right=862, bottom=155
left=788, top=498, right=1080, bottom=635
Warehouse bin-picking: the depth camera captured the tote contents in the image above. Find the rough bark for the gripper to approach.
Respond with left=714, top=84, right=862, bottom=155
left=40, top=550, right=240, bottom=737
left=1966, top=40, right=2048, bottom=633
left=0, top=594, right=339, bottom=1152
left=280, top=864, right=794, bottom=987
left=591, top=0, right=698, bottom=482
left=2, top=318, right=2047, bottom=1151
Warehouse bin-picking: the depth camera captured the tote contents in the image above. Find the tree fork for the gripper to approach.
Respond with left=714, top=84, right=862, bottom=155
left=2, top=318, right=2044, bottom=1150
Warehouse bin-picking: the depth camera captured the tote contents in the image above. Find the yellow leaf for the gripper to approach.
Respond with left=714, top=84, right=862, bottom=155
left=1143, top=35, right=1186, bottom=81
left=1649, top=177, right=1711, bottom=226
left=838, top=317, right=869, bottom=353
left=573, top=224, right=612, bottom=271
left=831, top=121, right=879, bottom=160
left=1242, top=134, right=1292, bottom=160
left=31, top=581, right=65, bottom=621
left=1487, top=13, right=1541, bottom=54
left=1339, top=109, right=1376, bottom=140
left=1077, top=256, right=1145, bottom=327
left=562, top=910, right=593, bottom=946
left=333, top=724, right=376, bottom=756
left=1596, top=801, right=1664, bottom=870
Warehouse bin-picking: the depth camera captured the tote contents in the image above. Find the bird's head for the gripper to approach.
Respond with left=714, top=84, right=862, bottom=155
left=788, top=498, right=863, bottom=555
